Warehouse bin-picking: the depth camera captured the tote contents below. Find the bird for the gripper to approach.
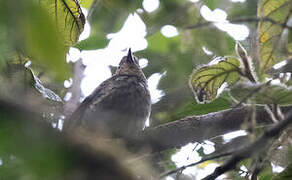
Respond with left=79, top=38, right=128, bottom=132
left=64, top=49, right=151, bottom=139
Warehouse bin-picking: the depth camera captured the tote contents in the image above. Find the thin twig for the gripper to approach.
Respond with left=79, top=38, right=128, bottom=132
left=232, top=80, right=271, bottom=109
left=160, top=151, right=234, bottom=178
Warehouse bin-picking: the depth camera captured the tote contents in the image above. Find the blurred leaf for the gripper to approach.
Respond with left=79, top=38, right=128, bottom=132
left=228, top=0, right=257, bottom=17
left=80, top=0, right=94, bottom=9
left=272, top=163, right=292, bottom=180
left=269, top=135, right=292, bottom=170
left=189, top=57, right=241, bottom=103
left=204, top=0, right=217, bottom=10
left=3, top=0, right=84, bottom=81
left=230, top=82, right=292, bottom=106
left=161, top=149, right=177, bottom=170
left=1, top=64, right=63, bottom=103
left=0, top=104, right=70, bottom=179
left=147, top=32, right=181, bottom=53
left=1, top=64, right=35, bottom=94
left=141, top=0, right=194, bottom=35
left=184, top=27, right=236, bottom=57
left=259, top=163, right=274, bottom=180
left=258, top=0, right=291, bottom=74
left=271, top=146, right=292, bottom=180
left=74, top=34, right=108, bottom=50
left=172, top=93, right=231, bottom=119
left=23, top=3, right=69, bottom=81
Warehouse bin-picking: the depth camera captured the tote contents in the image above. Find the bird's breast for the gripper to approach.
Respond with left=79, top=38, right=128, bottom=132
left=100, top=76, right=151, bottom=117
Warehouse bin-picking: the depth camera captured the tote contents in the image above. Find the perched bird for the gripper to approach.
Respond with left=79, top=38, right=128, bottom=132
left=64, top=49, right=151, bottom=139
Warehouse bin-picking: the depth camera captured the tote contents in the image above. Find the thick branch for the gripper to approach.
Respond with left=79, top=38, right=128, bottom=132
left=143, top=106, right=273, bottom=151
left=202, top=110, right=292, bottom=180
left=0, top=99, right=147, bottom=180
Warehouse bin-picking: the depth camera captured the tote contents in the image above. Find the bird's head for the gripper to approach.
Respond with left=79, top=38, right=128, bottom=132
left=115, top=49, right=146, bottom=79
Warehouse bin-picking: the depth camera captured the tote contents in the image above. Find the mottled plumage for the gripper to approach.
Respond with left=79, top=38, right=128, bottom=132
left=65, top=49, right=151, bottom=138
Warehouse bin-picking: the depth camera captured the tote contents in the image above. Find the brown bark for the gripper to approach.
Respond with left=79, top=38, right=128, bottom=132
left=143, top=106, right=273, bottom=151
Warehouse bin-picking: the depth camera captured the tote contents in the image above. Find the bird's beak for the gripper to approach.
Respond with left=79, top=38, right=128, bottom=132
left=126, top=48, right=134, bottom=63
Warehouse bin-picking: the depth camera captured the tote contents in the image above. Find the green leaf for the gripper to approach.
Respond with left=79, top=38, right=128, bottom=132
left=230, top=82, right=292, bottom=106
left=23, top=5, right=68, bottom=81
left=74, top=34, right=108, bottom=50
left=259, top=163, right=274, bottom=180
left=173, top=94, right=232, bottom=118
left=189, top=57, right=241, bottom=103
left=80, top=0, right=94, bottom=9
left=147, top=31, right=181, bottom=53
left=204, top=0, right=217, bottom=10
left=40, top=0, right=85, bottom=46
left=25, top=0, right=84, bottom=81
left=185, top=27, right=235, bottom=57
left=272, top=148, right=292, bottom=180
left=258, top=0, right=291, bottom=74
left=4, top=0, right=84, bottom=81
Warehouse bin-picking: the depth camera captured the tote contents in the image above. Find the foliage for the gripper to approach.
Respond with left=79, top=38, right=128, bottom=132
left=258, top=0, right=292, bottom=76
left=0, top=0, right=84, bottom=81
left=0, top=0, right=292, bottom=179
left=189, top=56, right=241, bottom=103
left=230, top=82, right=292, bottom=106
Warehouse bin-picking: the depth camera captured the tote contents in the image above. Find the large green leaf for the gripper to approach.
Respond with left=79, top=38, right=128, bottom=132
left=2, top=0, right=84, bottom=81
left=189, top=57, right=241, bottom=103
left=40, top=0, right=85, bottom=46
left=258, top=0, right=292, bottom=74
left=230, top=82, right=292, bottom=106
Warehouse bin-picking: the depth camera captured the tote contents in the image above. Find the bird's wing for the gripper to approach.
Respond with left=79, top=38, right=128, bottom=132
left=63, top=76, right=115, bottom=129
left=64, top=75, right=130, bottom=129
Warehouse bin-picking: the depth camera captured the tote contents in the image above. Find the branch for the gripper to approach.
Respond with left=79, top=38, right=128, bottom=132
left=143, top=106, right=275, bottom=151
left=160, top=135, right=250, bottom=177
left=160, top=151, right=233, bottom=178
left=185, top=17, right=292, bottom=30
left=0, top=99, right=152, bottom=180
left=63, top=59, right=85, bottom=117
left=201, top=109, right=292, bottom=180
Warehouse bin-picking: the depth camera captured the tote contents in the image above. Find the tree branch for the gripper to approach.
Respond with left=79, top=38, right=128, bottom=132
left=160, top=151, right=233, bottom=178
left=201, top=109, right=292, bottom=180
left=185, top=17, right=292, bottom=30
left=0, top=99, right=152, bottom=180
left=160, top=135, right=250, bottom=178
left=143, top=106, right=274, bottom=151
left=63, top=59, right=85, bottom=117
left=2, top=97, right=291, bottom=179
